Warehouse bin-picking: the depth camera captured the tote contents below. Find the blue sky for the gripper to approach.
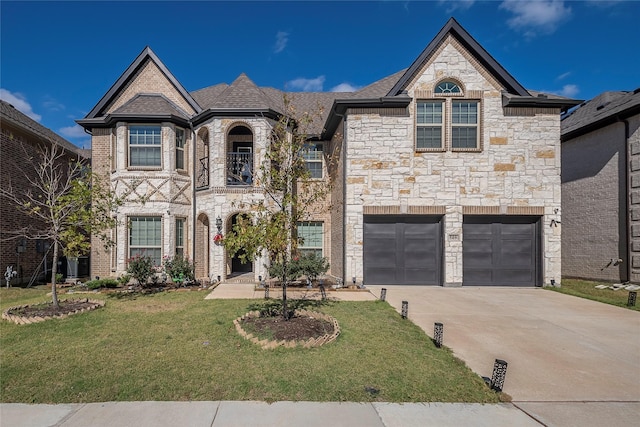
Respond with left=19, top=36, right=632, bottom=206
left=1, top=1, right=638, bottom=149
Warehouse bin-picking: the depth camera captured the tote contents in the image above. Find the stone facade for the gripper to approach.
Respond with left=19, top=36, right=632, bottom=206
left=343, top=38, right=561, bottom=286
left=80, top=20, right=572, bottom=286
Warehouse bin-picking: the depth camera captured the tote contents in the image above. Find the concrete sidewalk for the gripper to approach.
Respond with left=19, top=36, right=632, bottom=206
left=0, top=401, right=546, bottom=427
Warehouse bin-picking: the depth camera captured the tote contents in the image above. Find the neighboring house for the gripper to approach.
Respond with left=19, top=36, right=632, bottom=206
left=561, top=89, right=640, bottom=283
left=78, top=18, right=579, bottom=287
left=0, top=100, right=90, bottom=285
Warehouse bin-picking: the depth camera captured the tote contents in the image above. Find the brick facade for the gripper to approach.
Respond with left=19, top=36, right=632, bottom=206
left=1, top=103, right=87, bottom=285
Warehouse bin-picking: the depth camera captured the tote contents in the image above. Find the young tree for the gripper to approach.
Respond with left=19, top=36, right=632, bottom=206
left=0, top=142, right=122, bottom=309
left=223, top=97, right=332, bottom=319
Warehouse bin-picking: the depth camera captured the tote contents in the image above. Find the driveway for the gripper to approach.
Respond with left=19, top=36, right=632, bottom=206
left=367, top=286, right=640, bottom=404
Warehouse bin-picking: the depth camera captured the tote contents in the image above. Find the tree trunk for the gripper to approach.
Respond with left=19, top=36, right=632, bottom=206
left=281, top=259, right=289, bottom=320
left=51, top=240, right=60, bottom=310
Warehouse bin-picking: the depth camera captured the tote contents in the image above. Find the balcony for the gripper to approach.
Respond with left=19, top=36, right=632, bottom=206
left=227, top=152, right=253, bottom=186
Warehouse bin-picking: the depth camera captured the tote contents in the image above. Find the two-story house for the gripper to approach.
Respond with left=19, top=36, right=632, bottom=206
left=78, top=18, right=579, bottom=287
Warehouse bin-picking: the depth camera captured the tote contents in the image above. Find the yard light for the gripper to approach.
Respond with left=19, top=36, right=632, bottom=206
left=319, top=280, right=327, bottom=300
left=628, top=291, right=637, bottom=307
left=380, top=288, right=387, bottom=301
left=217, top=275, right=221, bottom=283
left=434, top=322, right=443, bottom=348
left=401, top=300, right=408, bottom=319
left=264, top=285, right=270, bottom=299
left=490, top=359, right=508, bottom=392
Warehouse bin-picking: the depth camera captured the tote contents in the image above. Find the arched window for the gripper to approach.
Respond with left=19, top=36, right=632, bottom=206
left=435, top=81, right=462, bottom=94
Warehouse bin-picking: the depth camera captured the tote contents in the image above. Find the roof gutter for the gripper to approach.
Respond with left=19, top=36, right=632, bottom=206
left=502, top=94, right=582, bottom=113
left=77, top=113, right=190, bottom=129
left=191, top=108, right=281, bottom=127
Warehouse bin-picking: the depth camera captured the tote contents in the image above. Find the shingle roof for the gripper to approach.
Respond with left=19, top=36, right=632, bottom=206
left=113, top=93, right=191, bottom=119
left=1, top=100, right=86, bottom=157
left=561, top=89, right=640, bottom=139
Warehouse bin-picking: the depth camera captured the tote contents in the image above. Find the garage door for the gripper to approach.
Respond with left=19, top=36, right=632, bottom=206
left=363, top=215, right=442, bottom=285
left=463, top=216, right=541, bottom=286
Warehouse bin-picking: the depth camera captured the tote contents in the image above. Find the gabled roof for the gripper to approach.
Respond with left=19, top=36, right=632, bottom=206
left=1, top=99, right=86, bottom=157
left=387, top=17, right=530, bottom=97
left=83, top=46, right=201, bottom=121
left=561, top=88, right=640, bottom=141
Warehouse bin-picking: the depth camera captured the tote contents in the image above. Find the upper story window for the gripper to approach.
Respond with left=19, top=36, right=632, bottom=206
left=416, top=101, right=444, bottom=149
left=416, top=79, right=481, bottom=152
left=129, top=125, right=161, bottom=167
left=452, top=100, right=478, bottom=149
left=175, top=128, right=185, bottom=170
left=435, top=81, right=461, bottom=94
left=303, top=143, right=323, bottom=179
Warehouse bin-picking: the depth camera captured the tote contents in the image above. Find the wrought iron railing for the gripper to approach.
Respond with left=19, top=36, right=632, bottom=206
left=227, top=152, right=253, bottom=186
left=196, top=156, right=209, bottom=189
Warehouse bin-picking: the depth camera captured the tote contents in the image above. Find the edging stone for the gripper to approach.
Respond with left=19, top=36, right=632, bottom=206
left=234, top=309, right=340, bottom=350
left=1, top=298, right=106, bottom=325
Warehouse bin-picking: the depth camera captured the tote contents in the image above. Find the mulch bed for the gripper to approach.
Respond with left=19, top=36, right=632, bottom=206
left=2, top=298, right=105, bottom=324
left=242, top=315, right=334, bottom=341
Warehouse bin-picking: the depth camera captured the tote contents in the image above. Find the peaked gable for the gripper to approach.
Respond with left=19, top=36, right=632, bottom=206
left=83, top=47, right=201, bottom=121
left=387, top=18, right=530, bottom=97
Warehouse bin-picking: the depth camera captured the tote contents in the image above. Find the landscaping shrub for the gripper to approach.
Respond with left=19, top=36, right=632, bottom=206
left=126, top=255, right=155, bottom=286
left=163, top=255, right=195, bottom=285
left=85, top=278, right=119, bottom=290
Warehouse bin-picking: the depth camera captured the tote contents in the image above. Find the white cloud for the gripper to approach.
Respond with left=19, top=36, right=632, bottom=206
left=286, top=76, right=326, bottom=92
left=0, top=88, right=42, bottom=121
left=59, top=124, right=88, bottom=139
left=274, top=31, right=289, bottom=54
left=558, top=84, right=579, bottom=98
left=500, top=0, right=571, bottom=36
left=331, top=83, right=360, bottom=92
left=555, top=71, right=571, bottom=81
left=43, top=96, right=65, bottom=112
left=438, top=0, right=475, bottom=13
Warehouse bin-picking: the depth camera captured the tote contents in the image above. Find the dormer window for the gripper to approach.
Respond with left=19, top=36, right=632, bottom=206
left=435, top=81, right=461, bottom=94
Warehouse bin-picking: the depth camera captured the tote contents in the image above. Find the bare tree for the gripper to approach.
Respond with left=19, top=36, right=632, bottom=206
left=0, top=141, right=121, bottom=309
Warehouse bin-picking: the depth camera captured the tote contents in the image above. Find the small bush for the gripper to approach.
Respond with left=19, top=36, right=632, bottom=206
left=127, top=255, right=155, bottom=286
left=163, top=255, right=195, bottom=285
left=85, top=278, right=119, bottom=290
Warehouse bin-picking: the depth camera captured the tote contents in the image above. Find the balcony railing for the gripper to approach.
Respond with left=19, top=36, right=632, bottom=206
left=227, top=152, right=253, bottom=186
left=196, top=156, right=209, bottom=189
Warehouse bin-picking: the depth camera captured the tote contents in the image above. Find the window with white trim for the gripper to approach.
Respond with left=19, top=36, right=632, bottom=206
left=303, top=143, right=323, bottom=179
left=416, top=100, right=444, bottom=149
left=129, top=125, right=161, bottom=167
left=175, top=128, right=185, bottom=170
left=175, top=218, right=185, bottom=257
left=297, top=221, right=323, bottom=257
left=416, top=80, right=480, bottom=151
left=129, top=216, right=162, bottom=265
left=452, top=100, right=479, bottom=149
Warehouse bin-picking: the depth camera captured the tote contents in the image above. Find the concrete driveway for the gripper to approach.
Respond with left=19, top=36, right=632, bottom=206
left=368, top=286, right=640, bottom=425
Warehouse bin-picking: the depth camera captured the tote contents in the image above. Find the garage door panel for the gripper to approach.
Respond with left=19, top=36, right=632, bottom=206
left=364, top=215, right=442, bottom=286
left=463, top=216, right=540, bottom=286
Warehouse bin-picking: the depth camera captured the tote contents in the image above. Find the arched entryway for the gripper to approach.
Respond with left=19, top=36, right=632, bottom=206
left=195, top=213, right=209, bottom=280
left=228, top=213, right=253, bottom=276
left=226, top=124, right=254, bottom=186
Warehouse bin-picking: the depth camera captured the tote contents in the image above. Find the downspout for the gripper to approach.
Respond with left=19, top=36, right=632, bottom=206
left=622, top=117, right=631, bottom=283
left=189, top=121, right=196, bottom=272
left=339, top=114, right=348, bottom=286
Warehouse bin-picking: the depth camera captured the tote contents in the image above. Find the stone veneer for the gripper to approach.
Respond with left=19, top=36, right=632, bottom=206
left=343, top=37, right=562, bottom=286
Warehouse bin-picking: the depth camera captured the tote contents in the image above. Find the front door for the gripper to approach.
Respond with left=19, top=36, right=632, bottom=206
left=230, top=214, right=253, bottom=275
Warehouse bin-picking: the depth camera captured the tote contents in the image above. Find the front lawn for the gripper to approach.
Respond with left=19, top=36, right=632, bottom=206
left=549, top=279, right=640, bottom=311
left=0, top=287, right=500, bottom=404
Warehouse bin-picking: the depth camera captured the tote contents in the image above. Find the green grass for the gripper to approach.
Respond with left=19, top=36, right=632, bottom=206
left=548, top=279, right=640, bottom=311
left=0, top=287, right=500, bottom=404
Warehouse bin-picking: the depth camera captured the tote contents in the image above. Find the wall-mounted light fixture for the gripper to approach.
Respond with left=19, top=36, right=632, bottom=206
left=216, top=216, right=222, bottom=233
